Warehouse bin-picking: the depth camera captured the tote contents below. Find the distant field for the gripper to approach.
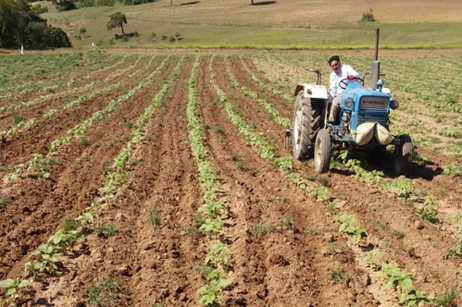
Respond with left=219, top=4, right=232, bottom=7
left=40, top=0, right=462, bottom=49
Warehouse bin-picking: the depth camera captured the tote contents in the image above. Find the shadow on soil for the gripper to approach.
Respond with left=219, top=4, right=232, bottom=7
left=330, top=151, right=442, bottom=180
left=180, top=1, right=200, bottom=5
left=250, top=1, right=276, bottom=6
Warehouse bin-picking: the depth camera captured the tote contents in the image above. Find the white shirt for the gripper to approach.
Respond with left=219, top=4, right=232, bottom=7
left=329, top=64, right=359, bottom=97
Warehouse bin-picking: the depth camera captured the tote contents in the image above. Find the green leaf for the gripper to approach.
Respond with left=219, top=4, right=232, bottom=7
left=216, top=278, right=231, bottom=289
left=399, top=277, right=413, bottom=293
left=18, top=280, right=32, bottom=288
left=0, top=279, right=15, bottom=288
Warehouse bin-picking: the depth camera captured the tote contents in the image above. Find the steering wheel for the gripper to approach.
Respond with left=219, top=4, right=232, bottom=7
left=339, top=76, right=364, bottom=90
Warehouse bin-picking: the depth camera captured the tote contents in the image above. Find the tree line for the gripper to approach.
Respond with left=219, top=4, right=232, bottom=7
left=0, top=0, right=71, bottom=50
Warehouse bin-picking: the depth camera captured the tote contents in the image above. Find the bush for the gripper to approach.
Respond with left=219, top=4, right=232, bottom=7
left=79, top=27, right=86, bottom=35
left=31, top=4, right=49, bottom=14
left=97, top=0, right=115, bottom=6
left=360, top=9, right=376, bottom=23
left=49, top=25, right=72, bottom=47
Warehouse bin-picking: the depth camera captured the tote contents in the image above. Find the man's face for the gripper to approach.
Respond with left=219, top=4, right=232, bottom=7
left=330, top=60, right=340, bottom=74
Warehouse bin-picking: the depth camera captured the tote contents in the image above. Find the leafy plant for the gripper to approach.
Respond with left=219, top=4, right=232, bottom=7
left=197, top=277, right=231, bottom=306
left=444, top=237, right=462, bottom=260
left=88, top=276, right=123, bottom=307
left=0, top=278, right=32, bottom=306
left=382, top=179, right=414, bottom=198
left=333, top=212, right=367, bottom=245
left=205, top=243, right=231, bottom=270
left=199, top=219, right=225, bottom=238
left=24, top=243, right=62, bottom=277
left=361, top=250, right=384, bottom=269
left=198, top=201, right=225, bottom=218
left=377, top=263, right=416, bottom=294
left=399, top=290, right=430, bottom=307
left=309, top=186, right=329, bottom=202
left=419, top=196, right=440, bottom=224
left=48, top=229, right=80, bottom=249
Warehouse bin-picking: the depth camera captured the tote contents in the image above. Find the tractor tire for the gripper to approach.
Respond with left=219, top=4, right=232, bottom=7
left=393, top=134, right=413, bottom=176
left=314, top=129, right=331, bottom=174
left=292, top=95, right=321, bottom=161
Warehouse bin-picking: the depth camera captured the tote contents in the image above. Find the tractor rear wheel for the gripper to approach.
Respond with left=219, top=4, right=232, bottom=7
left=292, top=95, right=321, bottom=161
left=314, top=129, right=331, bottom=173
left=393, top=134, right=413, bottom=176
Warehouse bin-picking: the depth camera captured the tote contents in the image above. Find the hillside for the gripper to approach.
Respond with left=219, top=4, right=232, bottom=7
left=39, top=0, right=462, bottom=49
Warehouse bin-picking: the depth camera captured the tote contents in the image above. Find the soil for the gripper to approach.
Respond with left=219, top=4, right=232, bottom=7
left=0, top=50, right=461, bottom=307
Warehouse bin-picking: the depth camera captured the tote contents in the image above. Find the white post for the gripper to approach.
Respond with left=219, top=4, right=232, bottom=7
left=20, top=45, right=24, bottom=54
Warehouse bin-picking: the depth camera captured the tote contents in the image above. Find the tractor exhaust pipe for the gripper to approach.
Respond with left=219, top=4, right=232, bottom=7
left=370, top=28, right=380, bottom=89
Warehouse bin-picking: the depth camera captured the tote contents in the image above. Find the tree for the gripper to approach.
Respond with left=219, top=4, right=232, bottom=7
left=0, top=0, right=71, bottom=49
left=106, top=12, right=127, bottom=35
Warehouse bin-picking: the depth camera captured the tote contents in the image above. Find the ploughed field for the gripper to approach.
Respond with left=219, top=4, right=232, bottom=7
left=0, top=50, right=462, bottom=306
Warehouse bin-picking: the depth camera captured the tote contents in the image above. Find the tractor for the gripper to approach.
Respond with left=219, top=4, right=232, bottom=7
left=291, top=31, right=412, bottom=175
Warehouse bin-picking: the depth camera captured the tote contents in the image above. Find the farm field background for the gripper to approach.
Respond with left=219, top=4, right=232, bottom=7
left=36, top=0, right=462, bottom=49
left=1, top=49, right=462, bottom=306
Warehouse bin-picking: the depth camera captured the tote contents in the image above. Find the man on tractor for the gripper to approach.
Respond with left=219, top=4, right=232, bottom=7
left=327, top=55, right=360, bottom=124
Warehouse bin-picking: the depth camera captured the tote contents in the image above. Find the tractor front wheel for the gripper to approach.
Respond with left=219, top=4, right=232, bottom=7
left=292, top=95, right=320, bottom=160
left=314, top=129, right=331, bottom=174
left=393, top=134, right=413, bottom=176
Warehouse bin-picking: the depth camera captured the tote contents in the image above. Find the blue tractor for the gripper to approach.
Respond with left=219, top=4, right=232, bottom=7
left=292, top=60, right=413, bottom=175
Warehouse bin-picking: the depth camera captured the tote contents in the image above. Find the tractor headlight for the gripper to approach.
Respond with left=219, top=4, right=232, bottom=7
left=345, top=98, right=354, bottom=108
left=390, top=99, right=399, bottom=110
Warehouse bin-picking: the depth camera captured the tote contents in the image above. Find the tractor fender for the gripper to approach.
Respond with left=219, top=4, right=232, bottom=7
left=294, top=83, right=328, bottom=100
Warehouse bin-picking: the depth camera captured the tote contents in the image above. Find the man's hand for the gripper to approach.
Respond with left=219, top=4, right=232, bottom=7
left=347, top=75, right=355, bottom=80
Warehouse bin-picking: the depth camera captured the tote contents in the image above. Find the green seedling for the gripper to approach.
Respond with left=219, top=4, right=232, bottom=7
left=0, top=278, right=32, bottom=307
left=198, top=201, right=225, bottom=218
left=444, top=237, right=462, bottom=260
left=205, top=242, right=231, bottom=270
left=377, top=263, right=416, bottom=294
left=361, top=250, right=384, bottom=269
left=24, top=243, right=62, bottom=277
left=419, top=196, right=440, bottom=224
left=333, top=212, right=367, bottom=245
left=398, top=290, right=430, bottom=307
left=197, top=277, right=231, bottom=306
left=199, top=219, right=225, bottom=238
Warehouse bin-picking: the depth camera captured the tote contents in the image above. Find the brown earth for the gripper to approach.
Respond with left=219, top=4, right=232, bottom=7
left=0, top=50, right=461, bottom=307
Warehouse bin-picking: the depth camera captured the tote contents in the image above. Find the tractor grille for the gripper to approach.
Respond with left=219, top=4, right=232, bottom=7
left=357, top=114, right=388, bottom=127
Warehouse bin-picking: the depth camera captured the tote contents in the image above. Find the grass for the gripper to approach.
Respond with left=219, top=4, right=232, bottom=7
left=148, top=206, right=161, bottom=226
left=253, top=222, right=277, bottom=237
left=0, top=195, right=8, bottom=209
left=88, top=276, right=123, bottom=307
left=330, top=269, right=346, bottom=283
left=39, top=0, right=462, bottom=49
left=96, top=224, right=118, bottom=237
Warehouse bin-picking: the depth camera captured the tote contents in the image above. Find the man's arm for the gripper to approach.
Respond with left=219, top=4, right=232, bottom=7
left=346, top=65, right=360, bottom=78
